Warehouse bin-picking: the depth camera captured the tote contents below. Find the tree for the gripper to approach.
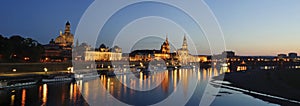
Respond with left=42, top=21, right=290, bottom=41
left=0, top=35, right=44, bottom=62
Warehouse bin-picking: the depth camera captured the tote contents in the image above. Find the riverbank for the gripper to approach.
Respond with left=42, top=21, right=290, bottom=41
left=0, top=62, right=72, bottom=73
left=213, top=69, right=300, bottom=105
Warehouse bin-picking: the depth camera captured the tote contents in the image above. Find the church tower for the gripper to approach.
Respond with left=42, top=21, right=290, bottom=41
left=161, top=35, right=170, bottom=54
left=176, top=34, right=190, bottom=65
left=182, top=35, right=188, bottom=50
left=54, top=21, right=74, bottom=46
left=65, top=21, right=71, bottom=34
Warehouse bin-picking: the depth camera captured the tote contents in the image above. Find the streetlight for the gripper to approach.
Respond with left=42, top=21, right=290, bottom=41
left=67, top=67, right=73, bottom=73
left=44, top=68, right=48, bottom=74
left=12, top=68, right=16, bottom=72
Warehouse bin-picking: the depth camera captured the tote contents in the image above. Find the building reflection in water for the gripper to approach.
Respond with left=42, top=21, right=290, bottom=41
left=181, top=69, right=189, bottom=97
left=69, top=83, right=73, bottom=102
left=214, top=68, right=219, bottom=76
left=21, top=89, right=26, bottom=106
left=42, top=84, right=48, bottom=106
left=6, top=67, right=230, bottom=106
left=84, top=82, right=89, bottom=100
left=173, top=69, right=178, bottom=91
left=198, top=68, right=201, bottom=81
left=10, top=91, right=15, bottom=106
left=203, top=69, right=207, bottom=80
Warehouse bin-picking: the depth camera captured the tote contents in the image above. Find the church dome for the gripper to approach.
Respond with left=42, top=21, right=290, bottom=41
left=55, top=35, right=66, bottom=44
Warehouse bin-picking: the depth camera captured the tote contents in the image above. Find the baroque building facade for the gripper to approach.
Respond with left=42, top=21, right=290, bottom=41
left=176, top=36, right=199, bottom=65
left=129, top=36, right=171, bottom=61
left=54, top=21, right=74, bottom=46
left=42, top=21, right=74, bottom=62
left=82, top=44, right=123, bottom=61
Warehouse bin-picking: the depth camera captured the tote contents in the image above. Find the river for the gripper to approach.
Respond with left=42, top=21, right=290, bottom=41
left=0, top=68, right=279, bottom=106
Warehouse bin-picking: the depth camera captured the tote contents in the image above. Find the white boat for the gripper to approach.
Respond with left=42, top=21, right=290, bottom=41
left=75, top=72, right=100, bottom=80
left=0, top=79, right=37, bottom=89
left=42, top=76, right=73, bottom=83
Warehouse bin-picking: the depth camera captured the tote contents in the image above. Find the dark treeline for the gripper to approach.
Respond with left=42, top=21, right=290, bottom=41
left=0, top=35, right=44, bottom=62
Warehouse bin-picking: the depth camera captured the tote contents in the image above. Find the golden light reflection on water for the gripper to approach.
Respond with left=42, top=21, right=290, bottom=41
left=198, top=69, right=201, bottom=81
left=173, top=69, right=177, bottom=91
left=76, top=68, right=228, bottom=105
left=38, top=85, right=42, bottom=103
left=0, top=67, right=258, bottom=106
left=110, top=80, right=114, bottom=95
left=203, top=69, right=207, bottom=80
left=124, top=75, right=127, bottom=94
left=139, top=72, right=143, bottom=89
left=79, top=80, right=83, bottom=92
left=214, top=68, right=219, bottom=76
left=73, top=83, right=78, bottom=102
left=70, top=83, right=73, bottom=101
left=107, top=78, right=110, bottom=92
left=84, top=82, right=89, bottom=99
left=161, top=71, right=169, bottom=92
left=182, top=69, right=189, bottom=97
left=10, top=94, right=15, bottom=106
left=42, top=84, right=48, bottom=106
left=209, top=68, right=212, bottom=78
left=21, top=89, right=26, bottom=106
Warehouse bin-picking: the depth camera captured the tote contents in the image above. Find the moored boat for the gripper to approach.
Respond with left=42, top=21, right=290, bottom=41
left=75, top=72, right=100, bottom=80
left=0, top=79, right=38, bottom=89
left=42, top=75, right=73, bottom=83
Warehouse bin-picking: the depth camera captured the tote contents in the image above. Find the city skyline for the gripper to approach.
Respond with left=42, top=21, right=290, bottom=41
left=1, top=0, right=300, bottom=56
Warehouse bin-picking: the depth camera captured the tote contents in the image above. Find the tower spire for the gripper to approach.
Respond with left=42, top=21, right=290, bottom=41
left=182, top=34, right=187, bottom=50
left=76, top=39, right=79, bottom=47
left=65, top=21, right=71, bottom=34
left=166, top=34, right=168, bottom=42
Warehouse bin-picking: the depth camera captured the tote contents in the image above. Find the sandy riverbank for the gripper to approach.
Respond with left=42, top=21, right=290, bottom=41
left=213, top=69, right=300, bottom=105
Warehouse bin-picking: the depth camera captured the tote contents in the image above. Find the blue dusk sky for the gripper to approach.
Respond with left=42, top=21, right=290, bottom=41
left=0, top=0, right=300, bottom=56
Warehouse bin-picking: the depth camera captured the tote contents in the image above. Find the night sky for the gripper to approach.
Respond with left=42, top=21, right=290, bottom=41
left=1, top=0, right=300, bottom=55
left=0, top=0, right=93, bottom=43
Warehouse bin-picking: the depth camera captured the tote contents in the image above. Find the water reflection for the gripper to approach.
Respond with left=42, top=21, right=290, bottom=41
left=10, top=93, right=15, bottom=106
left=21, top=89, right=26, bottom=106
left=0, top=67, right=280, bottom=106
left=42, top=84, right=47, bottom=106
left=4, top=69, right=213, bottom=106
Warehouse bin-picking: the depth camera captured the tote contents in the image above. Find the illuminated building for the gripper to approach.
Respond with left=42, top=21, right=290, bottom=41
left=42, top=21, right=74, bottom=62
left=129, top=50, right=158, bottom=61
left=73, top=42, right=91, bottom=61
left=83, top=44, right=122, bottom=61
left=129, top=36, right=171, bottom=61
left=160, top=36, right=170, bottom=54
left=197, top=55, right=208, bottom=62
left=54, top=21, right=74, bottom=46
left=176, top=35, right=198, bottom=65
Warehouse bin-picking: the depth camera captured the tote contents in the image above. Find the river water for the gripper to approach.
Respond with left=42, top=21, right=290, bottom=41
left=0, top=68, right=279, bottom=106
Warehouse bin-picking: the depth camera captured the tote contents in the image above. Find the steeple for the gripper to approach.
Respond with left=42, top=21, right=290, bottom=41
left=160, top=34, right=170, bottom=54
left=65, top=21, right=71, bottom=34
left=66, top=21, right=70, bottom=25
left=76, top=39, right=79, bottom=47
left=165, top=34, right=169, bottom=44
left=182, top=35, right=187, bottom=50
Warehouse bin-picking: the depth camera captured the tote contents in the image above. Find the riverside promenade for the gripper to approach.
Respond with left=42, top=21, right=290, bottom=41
left=0, top=62, right=72, bottom=80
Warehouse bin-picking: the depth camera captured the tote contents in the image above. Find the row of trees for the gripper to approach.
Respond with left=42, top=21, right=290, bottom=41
left=0, top=35, right=44, bottom=62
